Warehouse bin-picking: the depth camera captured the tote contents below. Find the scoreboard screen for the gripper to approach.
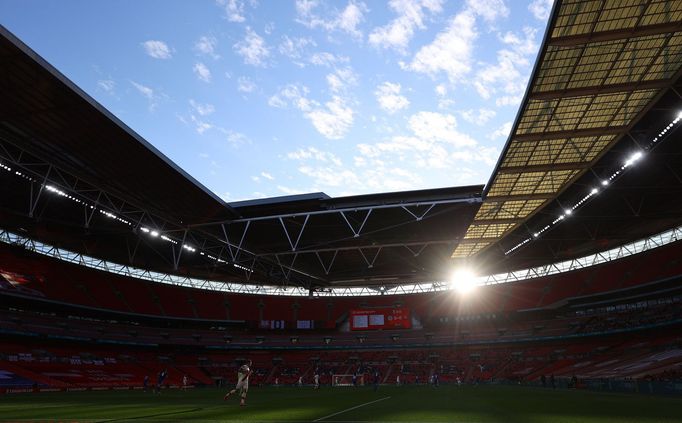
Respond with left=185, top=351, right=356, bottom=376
left=349, top=308, right=411, bottom=330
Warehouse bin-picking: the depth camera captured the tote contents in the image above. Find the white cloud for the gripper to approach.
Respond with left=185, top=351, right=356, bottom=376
left=495, top=94, right=523, bottom=107
left=465, top=0, right=509, bottom=22
left=268, top=84, right=311, bottom=109
left=224, top=130, right=250, bottom=146
left=282, top=107, right=499, bottom=193
left=261, top=171, right=275, bottom=180
left=141, top=40, right=173, bottom=59
left=237, top=76, right=256, bottom=93
left=195, top=36, right=220, bottom=59
left=309, top=52, right=349, bottom=67
left=189, top=99, right=215, bottom=116
left=403, top=10, right=477, bottom=83
left=368, top=0, right=443, bottom=53
left=217, top=0, right=247, bottom=22
left=326, top=67, right=357, bottom=93
left=296, top=0, right=368, bottom=38
left=295, top=0, right=317, bottom=17
left=130, top=81, right=163, bottom=111
left=529, top=0, right=554, bottom=20
left=375, top=82, right=410, bottom=114
left=450, top=146, right=499, bottom=166
left=500, top=27, right=538, bottom=55
left=234, top=28, right=270, bottom=67
left=461, top=108, right=496, bottom=125
left=191, top=115, right=213, bottom=134
left=269, top=76, right=355, bottom=139
left=279, top=35, right=315, bottom=63
left=347, top=110, right=498, bottom=191
left=336, top=1, right=368, bottom=37
left=131, top=81, right=154, bottom=99
left=287, top=147, right=343, bottom=166
left=97, top=79, right=115, bottom=93
left=267, top=95, right=287, bottom=108
left=434, top=84, right=454, bottom=109
left=193, top=62, right=212, bottom=82
left=408, top=112, right=477, bottom=147
left=306, top=96, right=354, bottom=140
left=355, top=111, right=480, bottom=176
left=297, top=166, right=361, bottom=188
left=489, top=121, right=512, bottom=140
left=473, top=27, right=537, bottom=100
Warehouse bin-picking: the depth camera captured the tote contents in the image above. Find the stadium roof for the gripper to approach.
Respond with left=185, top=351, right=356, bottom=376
left=0, top=26, right=236, bottom=226
left=2, top=0, right=682, bottom=290
left=0, top=23, right=483, bottom=288
left=453, top=0, right=682, bottom=262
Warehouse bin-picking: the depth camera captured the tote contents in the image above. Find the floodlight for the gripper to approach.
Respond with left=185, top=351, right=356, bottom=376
left=601, top=180, right=609, bottom=186
left=150, top=230, right=159, bottom=237
left=450, top=268, right=478, bottom=294
left=625, top=152, right=643, bottom=167
left=591, top=188, right=599, bottom=195
left=565, top=209, right=572, bottom=215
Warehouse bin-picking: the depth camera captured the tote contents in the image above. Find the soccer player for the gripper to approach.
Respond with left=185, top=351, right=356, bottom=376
left=224, top=360, right=252, bottom=407
left=156, top=369, right=167, bottom=394
left=143, top=375, right=149, bottom=392
left=396, top=374, right=400, bottom=386
left=182, top=375, right=188, bottom=391
left=313, top=367, right=320, bottom=389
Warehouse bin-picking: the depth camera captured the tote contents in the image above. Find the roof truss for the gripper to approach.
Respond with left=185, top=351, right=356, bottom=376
left=453, top=0, right=682, bottom=258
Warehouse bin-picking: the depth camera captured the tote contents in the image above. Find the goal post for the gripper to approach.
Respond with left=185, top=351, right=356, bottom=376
left=332, top=374, right=364, bottom=387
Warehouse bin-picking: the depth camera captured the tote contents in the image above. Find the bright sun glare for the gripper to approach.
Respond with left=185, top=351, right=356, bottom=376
left=450, top=268, right=478, bottom=294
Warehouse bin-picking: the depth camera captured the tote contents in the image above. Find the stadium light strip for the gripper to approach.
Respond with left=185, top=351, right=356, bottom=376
left=1, top=223, right=681, bottom=297
left=0, top=163, right=207, bottom=256
left=0, top=162, right=136, bottom=227
left=505, top=111, right=682, bottom=256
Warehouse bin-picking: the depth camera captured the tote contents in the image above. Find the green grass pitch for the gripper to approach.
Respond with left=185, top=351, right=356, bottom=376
left=1, top=385, right=681, bottom=422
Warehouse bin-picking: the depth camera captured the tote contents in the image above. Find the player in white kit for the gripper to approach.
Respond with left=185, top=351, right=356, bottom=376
left=224, top=360, right=252, bottom=406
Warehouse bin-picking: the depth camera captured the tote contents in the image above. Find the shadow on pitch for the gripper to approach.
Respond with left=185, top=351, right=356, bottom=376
left=96, top=407, right=204, bottom=422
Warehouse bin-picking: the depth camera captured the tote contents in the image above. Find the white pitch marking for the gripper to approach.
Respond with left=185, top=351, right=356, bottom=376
left=313, top=396, right=392, bottom=422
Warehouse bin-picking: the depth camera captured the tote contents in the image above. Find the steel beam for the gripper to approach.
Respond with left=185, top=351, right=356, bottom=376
left=498, top=162, right=589, bottom=174
left=189, top=197, right=481, bottom=228
left=255, top=240, right=456, bottom=257
left=529, top=79, right=672, bottom=101
left=512, top=126, right=628, bottom=143
left=485, top=193, right=554, bottom=202
left=548, top=21, right=682, bottom=47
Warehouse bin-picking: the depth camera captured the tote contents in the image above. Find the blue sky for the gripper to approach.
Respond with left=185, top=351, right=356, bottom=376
left=0, top=0, right=553, bottom=202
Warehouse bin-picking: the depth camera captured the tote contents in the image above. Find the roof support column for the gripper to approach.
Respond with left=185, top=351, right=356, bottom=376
left=28, top=165, right=51, bottom=218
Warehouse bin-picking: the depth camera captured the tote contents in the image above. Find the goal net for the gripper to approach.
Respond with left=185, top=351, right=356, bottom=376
left=332, top=374, right=364, bottom=387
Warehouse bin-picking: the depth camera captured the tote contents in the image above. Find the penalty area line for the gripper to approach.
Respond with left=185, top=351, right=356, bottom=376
left=313, top=396, right=391, bottom=422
